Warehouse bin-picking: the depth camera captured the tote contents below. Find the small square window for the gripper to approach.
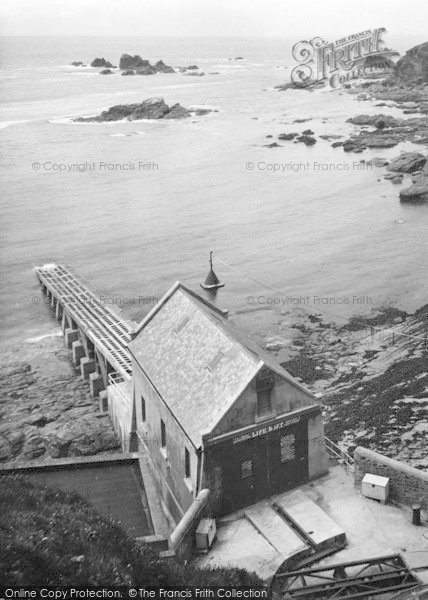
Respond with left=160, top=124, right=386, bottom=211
left=240, top=459, right=253, bottom=479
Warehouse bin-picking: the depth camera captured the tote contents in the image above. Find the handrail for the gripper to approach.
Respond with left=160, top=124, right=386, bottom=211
left=324, top=436, right=355, bottom=473
left=108, top=372, right=131, bottom=407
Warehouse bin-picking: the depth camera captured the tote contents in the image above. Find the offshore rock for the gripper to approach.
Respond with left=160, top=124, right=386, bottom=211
left=119, top=54, right=149, bottom=70
left=91, top=58, right=115, bottom=68
left=118, top=54, right=175, bottom=74
left=74, top=97, right=191, bottom=122
left=154, top=60, right=175, bottom=73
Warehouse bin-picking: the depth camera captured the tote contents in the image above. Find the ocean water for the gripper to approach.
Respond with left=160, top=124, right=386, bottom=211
left=1, top=35, right=428, bottom=348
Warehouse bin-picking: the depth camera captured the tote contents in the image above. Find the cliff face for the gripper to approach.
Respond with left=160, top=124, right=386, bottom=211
left=395, top=41, right=428, bottom=82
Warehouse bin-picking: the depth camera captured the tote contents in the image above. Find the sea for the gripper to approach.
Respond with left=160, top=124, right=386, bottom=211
left=1, top=35, right=428, bottom=351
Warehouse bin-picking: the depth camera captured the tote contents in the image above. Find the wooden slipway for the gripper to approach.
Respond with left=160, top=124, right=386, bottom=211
left=245, top=501, right=311, bottom=562
left=274, top=489, right=347, bottom=551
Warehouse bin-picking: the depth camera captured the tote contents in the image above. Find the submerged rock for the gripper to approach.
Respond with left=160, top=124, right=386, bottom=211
left=296, top=135, right=317, bottom=146
left=121, top=69, right=135, bottom=76
left=71, top=61, right=85, bottom=67
left=100, top=69, right=113, bottom=75
left=183, top=71, right=205, bottom=77
left=135, top=65, right=157, bottom=75
left=278, top=133, right=298, bottom=140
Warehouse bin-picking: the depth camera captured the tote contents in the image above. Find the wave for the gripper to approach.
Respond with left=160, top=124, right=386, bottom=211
left=0, top=119, right=31, bottom=130
left=26, top=331, right=63, bottom=343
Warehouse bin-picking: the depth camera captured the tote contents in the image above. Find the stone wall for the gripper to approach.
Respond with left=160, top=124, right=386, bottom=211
left=354, top=446, right=428, bottom=508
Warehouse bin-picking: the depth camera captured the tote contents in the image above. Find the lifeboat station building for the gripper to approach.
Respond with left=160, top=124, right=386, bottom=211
left=128, top=282, right=328, bottom=524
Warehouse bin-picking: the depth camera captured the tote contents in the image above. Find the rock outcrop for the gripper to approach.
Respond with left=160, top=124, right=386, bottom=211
left=265, top=305, right=428, bottom=470
left=386, top=152, right=427, bottom=173
left=342, top=113, right=428, bottom=152
left=154, top=60, right=175, bottom=74
left=118, top=54, right=175, bottom=74
left=91, top=58, right=115, bottom=68
left=74, top=97, right=192, bottom=122
left=119, top=54, right=148, bottom=70
left=71, top=61, right=85, bottom=67
left=394, top=41, right=428, bottom=83
left=0, top=359, right=119, bottom=464
left=400, top=159, right=428, bottom=202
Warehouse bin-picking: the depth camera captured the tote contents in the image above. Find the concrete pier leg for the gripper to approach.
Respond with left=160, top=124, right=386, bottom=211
left=90, top=372, right=105, bottom=398
left=51, top=295, right=56, bottom=309
left=55, top=301, right=62, bottom=320
left=65, top=328, right=79, bottom=349
left=99, top=390, right=109, bottom=413
left=80, top=357, right=96, bottom=380
left=72, top=341, right=85, bottom=365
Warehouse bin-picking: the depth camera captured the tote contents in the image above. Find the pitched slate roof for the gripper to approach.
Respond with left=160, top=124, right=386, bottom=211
left=128, top=282, right=314, bottom=447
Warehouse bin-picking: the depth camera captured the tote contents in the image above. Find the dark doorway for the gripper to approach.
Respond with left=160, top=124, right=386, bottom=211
left=209, top=418, right=309, bottom=514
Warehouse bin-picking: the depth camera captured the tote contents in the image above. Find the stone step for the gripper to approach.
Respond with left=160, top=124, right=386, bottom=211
left=245, top=502, right=311, bottom=563
left=274, top=489, right=346, bottom=551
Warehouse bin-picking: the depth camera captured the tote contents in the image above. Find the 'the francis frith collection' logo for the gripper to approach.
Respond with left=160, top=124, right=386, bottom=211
left=290, top=28, right=398, bottom=88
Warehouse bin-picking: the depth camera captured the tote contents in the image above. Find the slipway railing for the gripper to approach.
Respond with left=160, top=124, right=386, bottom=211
left=324, top=436, right=355, bottom=473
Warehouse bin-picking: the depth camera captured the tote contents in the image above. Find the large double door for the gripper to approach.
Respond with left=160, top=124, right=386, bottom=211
left=211, top=418, right=309, bottom=514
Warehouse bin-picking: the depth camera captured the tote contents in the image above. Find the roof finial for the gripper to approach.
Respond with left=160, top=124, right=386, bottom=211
left=201, top=251, right=225, bottom=290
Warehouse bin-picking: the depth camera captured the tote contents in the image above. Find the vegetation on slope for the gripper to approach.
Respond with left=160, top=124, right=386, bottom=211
left=0, top=475, right=262, bottom=586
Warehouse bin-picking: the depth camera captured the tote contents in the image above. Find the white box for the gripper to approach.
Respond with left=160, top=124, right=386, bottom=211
left=195, top=518, right=216, bottom=552
left=362, top=473, right=390, bottom=504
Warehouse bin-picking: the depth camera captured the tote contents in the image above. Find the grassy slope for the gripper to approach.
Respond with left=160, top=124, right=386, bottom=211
left=0, top=475, right=262, bottom=586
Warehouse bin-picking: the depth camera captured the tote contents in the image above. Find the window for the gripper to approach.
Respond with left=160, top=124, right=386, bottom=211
left=185, top=448, right=191, bottom=479
left=257, top=389, right=272, bottom=417
left=141, top=395, right=146, bottom=422
left=160, top=419, right=166, bottom=448
left=280, top=433, right=296, bottom=463
left=256, top=370, right=274, bottom=418
left=240, top=459, right=254, bottom=479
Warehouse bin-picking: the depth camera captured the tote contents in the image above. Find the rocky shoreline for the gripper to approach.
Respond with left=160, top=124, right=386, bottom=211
left=271, top=41, right=428, bottom=202
left=0, top=336, right=120, bottom=464
left=260, top=304, right=428, bottom=470
left=1, top=301, right=426, bottom=470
